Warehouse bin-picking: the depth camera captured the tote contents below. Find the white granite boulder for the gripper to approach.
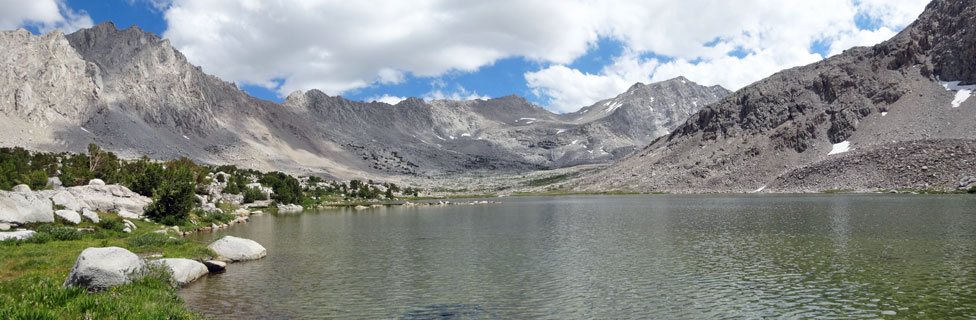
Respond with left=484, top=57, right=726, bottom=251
left=0, top=190, right=55, bottom=225
left=51, top=190, right=83, bottom=212
left=151, top=258, right=209, bottom=287
left=12, top=184, right=31, bottom=193
left=88, top=179, right=105, bottom=186
left=55, top=209, right=82, bottom=224
left=278, top=204, right=303, bottom=213
left=82, top=208, right=100, bottom=223
left=66, top=184, right=151, bottom=217
left=0, top=230, right=35, bottom=241
left=207, top=236, right=267, bottom=262
left=63, top=247, right=144, bottom=291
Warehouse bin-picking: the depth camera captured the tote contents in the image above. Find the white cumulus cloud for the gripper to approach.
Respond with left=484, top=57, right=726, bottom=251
left=0, top=0, right=92, bottom=33
left=20, top=0, right=927, bottom=113
left=525, top=0, right=929, bottom=112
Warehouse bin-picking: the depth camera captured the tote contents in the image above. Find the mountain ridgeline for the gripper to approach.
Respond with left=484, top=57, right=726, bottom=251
left=571, top=0, right=976, bottom=193
left=0, top=22, right=728, bottom=180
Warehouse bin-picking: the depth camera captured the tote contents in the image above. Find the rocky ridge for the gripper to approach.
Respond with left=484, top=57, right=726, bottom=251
left=571, top=0, right=976, bottom=193
left=0, top=22, right=728, bottom=180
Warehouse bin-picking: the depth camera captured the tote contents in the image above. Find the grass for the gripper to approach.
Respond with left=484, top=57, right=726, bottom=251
left=820, top=189, right=856, bottom=194
left=0, top=214, right=214, bottom=318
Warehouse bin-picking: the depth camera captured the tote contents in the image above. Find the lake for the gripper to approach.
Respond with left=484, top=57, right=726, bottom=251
left=179, top=195, right=976, bottom=319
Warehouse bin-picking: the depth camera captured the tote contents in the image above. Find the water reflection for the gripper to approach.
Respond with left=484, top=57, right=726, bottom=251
left=180, top=195, right=976, bottom=319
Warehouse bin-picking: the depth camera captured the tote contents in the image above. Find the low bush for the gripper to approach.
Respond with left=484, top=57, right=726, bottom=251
left=127, top=233, right=185, bottom=249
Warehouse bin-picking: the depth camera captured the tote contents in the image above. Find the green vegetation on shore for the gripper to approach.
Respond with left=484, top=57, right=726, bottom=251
left=0, top=214, right=211, bottom=319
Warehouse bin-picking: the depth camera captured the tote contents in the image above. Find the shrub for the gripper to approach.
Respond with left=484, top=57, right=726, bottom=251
left=216, top=174, right=225, bottom=183
left=127, top=233, right=185, bottom=248
left=48, top=227, right=83, bottom=241
left=198, top=211, right=236, bottom=225
left=99, top=219, right=124, bottom=232
left=144, top=168, right=196, bottom=226
left=131, top=163, right=166, bottom=197
left=23, top=170, right=48, bottom=190
left=969, top=186, right=976, bottom=194
left=242, top=187, right=267, bottom=203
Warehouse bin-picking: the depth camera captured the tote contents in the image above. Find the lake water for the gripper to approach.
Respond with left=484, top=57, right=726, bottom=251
left=179, top=195, right=976, bottom=319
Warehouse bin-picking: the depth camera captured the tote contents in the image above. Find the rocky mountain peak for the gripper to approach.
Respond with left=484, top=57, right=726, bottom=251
left=572, top=0, right=976, bottom=193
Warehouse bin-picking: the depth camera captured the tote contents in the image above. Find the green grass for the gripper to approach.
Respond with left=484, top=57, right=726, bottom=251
left=0, top=216, right=214, bottom=318
left=820, top=189, right=856, bottom=194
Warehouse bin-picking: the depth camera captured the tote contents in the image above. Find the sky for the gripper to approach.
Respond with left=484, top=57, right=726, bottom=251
left=1, top=0, right=930, bottom=113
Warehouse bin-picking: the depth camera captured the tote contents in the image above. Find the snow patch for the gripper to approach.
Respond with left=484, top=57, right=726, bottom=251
left=80, top=127, right=90, bottom=133
left=556, top=129, right=566, bottom=134
left=604, top=100, right=623, bottom=113
left=183, top=135, right=189, bottom=140
left=460, top=133, right=471, bottom=137
left=939, top=79, right=976, bottom=108
left=518, top=117, right=536, bottom=121
left=752, top=185, right=767, bottom=193
left=435, top=134, right=446, bottom=141
left=828, top=141, right=850, bottom=155
left=881, top=112, right=888, bottom=116
left=571, top=140, right=579, bottom=145
left=449, top=135, right=456, bottom=140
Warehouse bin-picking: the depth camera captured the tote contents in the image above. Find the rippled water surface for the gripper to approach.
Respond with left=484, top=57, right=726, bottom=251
left=179, top=195, right=976, bottom=319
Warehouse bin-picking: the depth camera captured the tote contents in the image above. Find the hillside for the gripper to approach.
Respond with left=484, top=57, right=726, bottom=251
left=570, top=0, right=976, bottom=193
left=0, top=22, right=728, bottom=180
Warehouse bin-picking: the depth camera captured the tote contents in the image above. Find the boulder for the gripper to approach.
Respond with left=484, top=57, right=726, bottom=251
left=122, top=219, right=137, bottom=230
left=88, top=179, right=105, bottom=186
left=118, top=209, right=141, bottom=219
left=0, top=223, right=9, bottom=231
left=0, top=230, right=35, bottom=241
left=63, top=247, right=144, bottom=291
left=122, top=227, right=132, bottom=233
left=150, top=258, right=209, bottom=287
left=66, top=184, right=151, bottom=217
left=51, top=190, right=84, bottom=212
left=82, top=209, right=99, bottom=223
left=278, top=204, right=303, bottom=213
left=0, top=190, right=55, bottom=225
left=55, top=209, right=82, bottom=224
left=220, top=193, right=244, bottom=205
left=203, top=260, right=226, bottom=273
left=46, top=177, right=63, bottom=189
left=12, top=184, right=31, bottom=193
left=207, top=236, right=267, bottom=262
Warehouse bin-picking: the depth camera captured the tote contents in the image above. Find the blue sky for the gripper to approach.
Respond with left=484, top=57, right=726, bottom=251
left=5, top=0, right=929, bottom=112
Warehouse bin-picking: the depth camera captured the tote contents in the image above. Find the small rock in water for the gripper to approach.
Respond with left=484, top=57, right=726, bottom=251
left=208, top=236, right=267, bottom=262
left=203, top=260, right=227, bottom=273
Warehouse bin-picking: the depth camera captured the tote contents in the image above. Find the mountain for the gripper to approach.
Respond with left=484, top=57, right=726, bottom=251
left=570, top=0, right=976, bottom=193
left=0, top=22, right=729, bottom=179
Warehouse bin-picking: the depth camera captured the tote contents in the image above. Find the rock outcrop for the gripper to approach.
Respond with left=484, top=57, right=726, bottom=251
left=65, top=184, right=151, bottom=217
left=55, top=209, right=82, bottom=224
left=0, top=190, right=55, bottom=225
left=207, top=236, right=267, bottom=262
left=573, top=0, right=976, bottom=193
left=63, top=247, right=144, bottom=291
